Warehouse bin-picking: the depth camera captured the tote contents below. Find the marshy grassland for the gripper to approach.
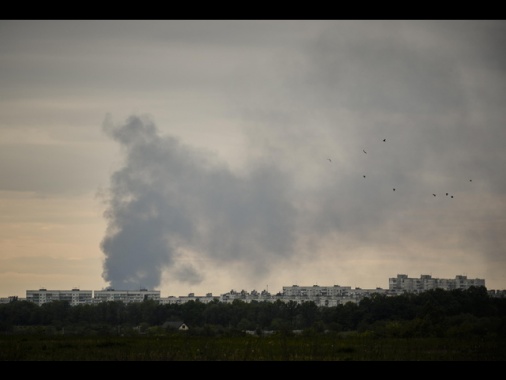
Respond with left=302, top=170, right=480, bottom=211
left=1, top=332, right=505, bottom=361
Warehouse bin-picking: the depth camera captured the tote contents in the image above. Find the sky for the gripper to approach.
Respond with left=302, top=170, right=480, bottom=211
left=1, top=20, right=506, bottom=298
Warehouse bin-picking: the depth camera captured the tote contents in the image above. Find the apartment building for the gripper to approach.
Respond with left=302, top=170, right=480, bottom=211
left=93, top=288, right=160, bottom=304
left=389, top=274, right=485, bottom=293
left=159, top=293, right=218, bottom=305
left=17, top=274, right=490, bottom=307
left=282, top=284, right=353, bottom=298
left=0, top=296, right=20, bottom=304
left=26, top=288, right=93, bottom=306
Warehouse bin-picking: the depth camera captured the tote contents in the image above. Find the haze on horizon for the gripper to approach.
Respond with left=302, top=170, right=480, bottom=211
left=1, top=20, right=505, bottom=298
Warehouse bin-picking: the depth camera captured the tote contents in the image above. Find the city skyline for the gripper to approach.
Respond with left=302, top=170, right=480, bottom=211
left=1, top=273, right=494, bottom=299
left=1, top=20, right=506, bottom=298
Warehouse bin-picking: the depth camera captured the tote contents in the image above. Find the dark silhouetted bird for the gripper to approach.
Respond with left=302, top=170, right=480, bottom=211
left=363, top=175, right=366, bottom=178
left=383, top=139, right=386, bottom=142
left=446, top=193, right=448, bottom=196
left=393, top=188, right=395, bottom=191
left=363, top=150, right=367, bottom=154
left=433, top=194, right=436, bottom=197
left=328, top=158, right=331, bottom=162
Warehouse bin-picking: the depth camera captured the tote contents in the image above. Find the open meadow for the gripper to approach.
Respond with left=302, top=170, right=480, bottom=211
left=1, top=332, right=505, bottom=361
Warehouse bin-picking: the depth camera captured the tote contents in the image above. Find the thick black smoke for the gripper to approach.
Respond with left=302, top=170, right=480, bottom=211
left=100, top=115, right=297, bottom=290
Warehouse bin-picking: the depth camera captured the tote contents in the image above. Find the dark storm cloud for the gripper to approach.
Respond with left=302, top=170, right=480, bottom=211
left=100, top=115, right=297, bottom=290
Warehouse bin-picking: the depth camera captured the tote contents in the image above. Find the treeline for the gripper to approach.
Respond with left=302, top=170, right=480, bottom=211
left=1, top=286, right=505, bottom=338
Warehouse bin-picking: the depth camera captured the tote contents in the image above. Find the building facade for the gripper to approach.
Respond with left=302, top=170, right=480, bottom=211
left=93, top=288, right=160, bottom=304
left=0, top=296, right=20, bottom=304
left=26, top=288, right=93, bottom=306
left=159, top=292, right=221, bottom=305
left=17, top=274, right=492, bottom=307
left=389, top=274, right=485, bottom=293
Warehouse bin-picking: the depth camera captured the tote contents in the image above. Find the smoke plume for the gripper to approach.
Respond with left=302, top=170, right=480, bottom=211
left=100, top=114, right=297, bottom=290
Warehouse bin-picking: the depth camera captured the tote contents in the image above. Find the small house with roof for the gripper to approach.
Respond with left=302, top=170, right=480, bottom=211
left=163, top=321, right=189, bottom=331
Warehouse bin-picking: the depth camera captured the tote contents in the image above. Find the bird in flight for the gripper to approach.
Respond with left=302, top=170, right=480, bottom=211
left=433, top=194, right=436, bottom=197
left=393, top=188, right=395, bottom=191
left=383, top=139, right=386, bottom=142
left=363, top=149, right=367, bottom=154
left=328, top=158, right=332, bottom=162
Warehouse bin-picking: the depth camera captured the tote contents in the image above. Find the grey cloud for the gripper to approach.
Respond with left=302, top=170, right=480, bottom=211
left=231, top=21, right=506, bottom=267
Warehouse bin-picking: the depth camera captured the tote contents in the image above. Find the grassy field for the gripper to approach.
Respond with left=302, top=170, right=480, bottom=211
left=1, top=332, right=505, bottom=361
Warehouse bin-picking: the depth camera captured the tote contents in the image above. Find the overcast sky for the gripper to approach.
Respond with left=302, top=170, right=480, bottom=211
left=1, top=20, right=505, bottom=298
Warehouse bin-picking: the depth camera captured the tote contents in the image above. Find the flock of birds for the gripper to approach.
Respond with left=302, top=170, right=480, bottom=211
left=328, top=137, right=472, bottom=200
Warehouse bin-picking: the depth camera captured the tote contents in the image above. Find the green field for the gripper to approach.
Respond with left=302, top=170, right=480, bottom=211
left=1, top=332, right=505, bottom=361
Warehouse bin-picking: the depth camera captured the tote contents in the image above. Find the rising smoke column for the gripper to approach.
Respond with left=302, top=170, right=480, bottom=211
left=100, top=114, right=297, bottom=290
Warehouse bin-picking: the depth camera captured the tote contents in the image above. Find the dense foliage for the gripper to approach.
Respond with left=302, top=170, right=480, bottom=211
left=1, top=286, right=505, bottom=338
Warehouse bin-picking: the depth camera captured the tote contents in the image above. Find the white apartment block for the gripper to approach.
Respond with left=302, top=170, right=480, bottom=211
left=389, top=274, right=485, bottom=293
left=93, top=288, right=160, bottom=304
left=159, top=293, right=219, bottom=305
left=277, top=285, right=393, bottom=307
left=16, top=274, right=491, bottom=307
left=184, top=286, right=389, bottom=307
left=26, top=288, right=93, bottom=306
left=282, top=284, right=353, bottom=298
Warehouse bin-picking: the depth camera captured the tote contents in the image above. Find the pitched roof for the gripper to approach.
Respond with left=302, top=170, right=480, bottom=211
left=163, top=321, right=189, bottom=330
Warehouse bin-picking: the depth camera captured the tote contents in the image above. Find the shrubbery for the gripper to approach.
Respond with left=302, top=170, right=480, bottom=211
left=1, top=286, right=505, bottom=338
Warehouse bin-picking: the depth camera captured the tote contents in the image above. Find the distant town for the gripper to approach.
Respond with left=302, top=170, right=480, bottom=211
left=2, top=274, right=505, bottom=307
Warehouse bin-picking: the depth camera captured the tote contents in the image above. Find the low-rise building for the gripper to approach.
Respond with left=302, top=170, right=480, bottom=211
left=0, top=296, right=21, bottom=304
left=159, top=293, right=219, bottom=305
